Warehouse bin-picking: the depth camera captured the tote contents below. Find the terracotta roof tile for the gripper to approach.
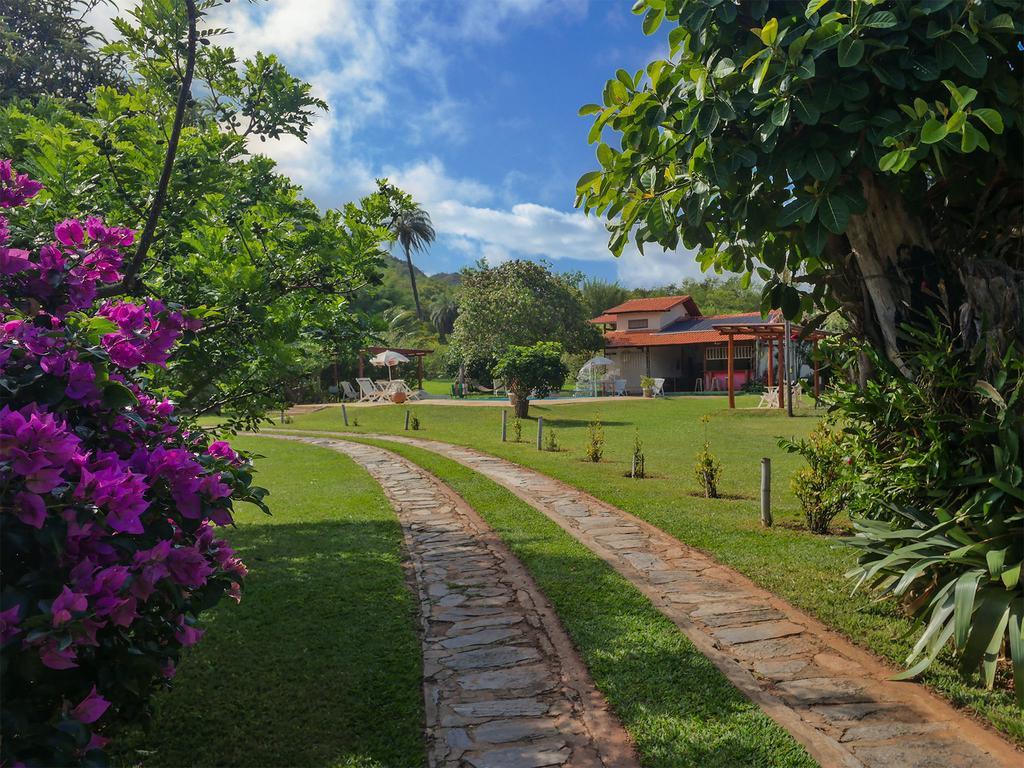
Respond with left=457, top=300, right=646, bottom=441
left=604, top=329, right=756, bottom=347
left=603, top=295, right=696, bottom=314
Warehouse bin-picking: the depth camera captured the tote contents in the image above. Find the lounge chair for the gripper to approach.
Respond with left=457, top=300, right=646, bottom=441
left=758, top=386, right=779, bottom=408
left=614, top=379, right=627, bottom=396
left=340, top=381, right=359, bottom=401
left=652, top=378, right=666, bottom=397
left=356, top=378, right=383, bottom=402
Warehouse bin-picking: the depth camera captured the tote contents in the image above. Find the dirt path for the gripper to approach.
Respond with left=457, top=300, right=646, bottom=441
left=302, top=430, right=1019, bottom=768
left=271, top=435, right=637, bottom=768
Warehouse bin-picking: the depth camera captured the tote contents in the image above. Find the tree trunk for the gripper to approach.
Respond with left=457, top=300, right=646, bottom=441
left=957, top=258, right=1024, bottom=369
left=509, top=392, right=529, bottom=418
left=844, top=170, right=934, bottom=378
left=404, top=242, right=423, bottom=320
left=117, top=0, right=198, bottom=294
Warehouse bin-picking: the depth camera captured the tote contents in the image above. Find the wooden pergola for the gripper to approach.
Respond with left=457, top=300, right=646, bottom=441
left=713, top=323, right=828, bottom=410
left=358, top=346, right=433, bottom=390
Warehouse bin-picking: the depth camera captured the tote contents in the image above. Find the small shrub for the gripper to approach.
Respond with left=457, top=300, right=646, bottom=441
left=694, top=415, right=720, bottom=497
left=410, top=414, right=420, bottom=431
left=694, top=443, right=721, bottom=498
left=511, top=416, right=522, bottom=442
left=544, top=429, right=559, bottom=452
left=780, top=422, right=854, bottom=534
left=640, top=375, right=655, bottom=389
left=585, top=417, right=604, bottom=462
left=351, top=416, right=360, bottom=427
left=630, top=430, right=646, bottom=478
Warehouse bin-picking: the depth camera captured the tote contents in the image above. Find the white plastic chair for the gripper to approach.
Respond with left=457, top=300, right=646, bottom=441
left=652, top=378, right=665, bottom=397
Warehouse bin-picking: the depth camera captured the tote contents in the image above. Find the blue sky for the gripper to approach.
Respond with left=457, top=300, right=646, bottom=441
left=97, top=1, right=704, bottom=286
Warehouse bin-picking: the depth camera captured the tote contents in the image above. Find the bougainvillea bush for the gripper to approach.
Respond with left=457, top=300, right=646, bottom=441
left=0, top=161, right=268, bottom=766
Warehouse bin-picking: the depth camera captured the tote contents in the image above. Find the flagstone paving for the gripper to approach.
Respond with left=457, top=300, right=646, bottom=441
left=309, top=431, right=1020, bottom=768
left=273, top=435, right=637, bottom=768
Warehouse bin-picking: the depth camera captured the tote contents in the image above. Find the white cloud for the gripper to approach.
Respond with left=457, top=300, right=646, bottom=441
left=376, top=157, right=702, bottom=286
left=85, top=0, right=703, bottom=287
left=382, top=157, right=494, bottom=206
left=457, top=0, right=589, bottom=41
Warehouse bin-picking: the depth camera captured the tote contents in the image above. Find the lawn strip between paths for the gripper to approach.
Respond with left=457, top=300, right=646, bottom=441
left=343, top=436, right=819, bottom=768
left=332, top=432, right=1020, bottom=768
left=114, top=436, right=426, bottom=768
left=268, top=434, right=638, bottom=768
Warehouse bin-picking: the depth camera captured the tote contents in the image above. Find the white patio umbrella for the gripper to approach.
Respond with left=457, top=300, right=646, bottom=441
left=580, top=355, right=614, bottom=372
left=369, top=349, right=410, bottom=380
left=579, top=356, right=615, bottom=396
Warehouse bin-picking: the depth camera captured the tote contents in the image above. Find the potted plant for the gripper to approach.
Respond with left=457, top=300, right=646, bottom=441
left=640, top=376, right=655, bottom=398
left=391, top=390, right=408, bottom=404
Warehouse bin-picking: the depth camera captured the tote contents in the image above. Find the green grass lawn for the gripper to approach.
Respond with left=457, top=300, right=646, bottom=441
left=354, top=437, right=815, bottom=768
left=255, top=396, right=1022, bottom=742
left=420, top=378, right=453, bottom=395
left=116, top=437, right=425, bottom=768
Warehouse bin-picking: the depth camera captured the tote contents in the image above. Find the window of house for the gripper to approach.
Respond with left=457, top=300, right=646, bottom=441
left=627, top=318, right=648, bottom=330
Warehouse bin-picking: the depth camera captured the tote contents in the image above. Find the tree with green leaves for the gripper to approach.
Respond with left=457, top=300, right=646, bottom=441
left=428, top=292, right=459, bottom=341
left=449, top=260, right=603, bottom=381
left=577, top=0, right=1021, bottom=377
left=0, top=0, right=126, bottom=105
left=492, top=342, right=569, bottom=418
left=389, top=200, right=436, bottom=320
left=579, top=276, right=630, bottom=319
left=2, top=0, right=402, bottom=427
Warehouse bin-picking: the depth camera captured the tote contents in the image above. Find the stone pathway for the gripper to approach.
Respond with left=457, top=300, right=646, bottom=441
left=308, top=431, right=1020, bottom=768
left=272, top=435, right=637, bottom=768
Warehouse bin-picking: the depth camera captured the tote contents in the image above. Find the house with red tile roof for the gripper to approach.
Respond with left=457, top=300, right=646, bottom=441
left=591, top=295, right=783, bottom=393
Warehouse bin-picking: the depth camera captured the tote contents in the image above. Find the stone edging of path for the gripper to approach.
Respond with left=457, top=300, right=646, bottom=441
left=277, top=430, right=1019, bottom=768
left=265, top=434, right=638, bottom=768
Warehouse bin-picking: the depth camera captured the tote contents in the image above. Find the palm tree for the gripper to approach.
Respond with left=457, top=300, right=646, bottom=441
left=429, top=295, right=458, bottom=342
left=390, top=204, right=435, bottom=320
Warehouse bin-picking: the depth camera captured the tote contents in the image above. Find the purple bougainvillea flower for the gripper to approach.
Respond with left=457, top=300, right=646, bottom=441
left=166, top=546, right=214, bottom=587
left=75, top=452, right=150, bottom=534
left=54, top=219, right=85, bottom=247
left=200, top=474, right=231, bottom=500
left=0, top=605, right=22, bottom=644
left=101, top=334, right=145, bottom=368
left=71, top=686, right=111, bottom=724
left=0, top=404, right=81, bottom=497
left=51, top=585, right=88, bottom=627
left=65, top=362, right=97, bottom=400
left=206, top=440, right=238, bottom=463
left=174, top=616, right=204, bottom=647
left=39, top=640, right=78, bottom=669
left=86, top=733, right=111, bottom=752
left=0, top=246, right=32, bottom=274
left=0, top=160, right=43, bottom=207
left=15, top=491, right=46, bottom=528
